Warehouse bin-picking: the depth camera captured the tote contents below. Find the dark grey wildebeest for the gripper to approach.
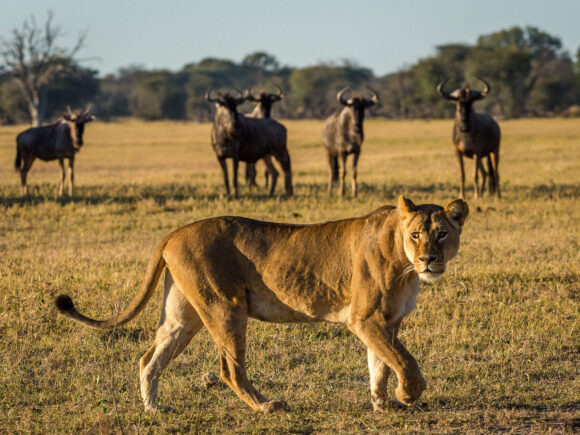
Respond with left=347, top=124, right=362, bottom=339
left=322, top=87, right=378, bottom=197
left=15, top=107, right=95, bottom=197
left=243, top=86, right=285, bottom=188
left=206, top=89, right=293, bottom=198
left=438, top=77, right=501, bottom=199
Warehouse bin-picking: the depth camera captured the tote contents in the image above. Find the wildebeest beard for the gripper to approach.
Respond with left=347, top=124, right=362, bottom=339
left=458, top=102, right=473, bottom=132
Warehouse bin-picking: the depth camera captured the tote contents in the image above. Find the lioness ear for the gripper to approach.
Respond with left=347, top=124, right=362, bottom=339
left=444, top=199, right=469, bottom=228
left=398, top=195, right=417, bottom=215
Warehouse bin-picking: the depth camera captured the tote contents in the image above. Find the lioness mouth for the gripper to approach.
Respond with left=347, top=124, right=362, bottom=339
left=418, top=271, right=443, bottom=283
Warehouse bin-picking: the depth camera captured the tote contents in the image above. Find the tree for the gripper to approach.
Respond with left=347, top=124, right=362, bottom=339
left=242, top=52, right=280, bottom=72
left=467, top=26, right=565, bottom=117
left=0, top=12, right=86, bottom=126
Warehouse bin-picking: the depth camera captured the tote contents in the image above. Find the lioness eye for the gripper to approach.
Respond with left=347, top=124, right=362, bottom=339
left=411, top=232, right=420, bottom=240
left=438, top=231, right=448, bottom=239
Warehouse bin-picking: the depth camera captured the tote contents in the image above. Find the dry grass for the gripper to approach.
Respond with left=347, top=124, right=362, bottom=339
left=0, top=118, right=578, bottom=433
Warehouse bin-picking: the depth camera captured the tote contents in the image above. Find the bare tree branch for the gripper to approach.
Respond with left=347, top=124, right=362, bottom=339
left=0, top=11, right=87, bottom=126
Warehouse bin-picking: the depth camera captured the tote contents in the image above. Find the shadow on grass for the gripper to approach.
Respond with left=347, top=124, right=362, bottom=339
left=100, top=328, right=148, bottom=343
left=1, top=181, right=578, bottom=208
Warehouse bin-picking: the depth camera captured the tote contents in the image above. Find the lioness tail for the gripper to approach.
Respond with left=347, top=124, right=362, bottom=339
left=55, top=235, right=170, bottom=329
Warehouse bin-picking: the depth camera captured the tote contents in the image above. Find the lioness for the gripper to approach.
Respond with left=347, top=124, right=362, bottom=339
left=55, top=195, right=468, bottom=413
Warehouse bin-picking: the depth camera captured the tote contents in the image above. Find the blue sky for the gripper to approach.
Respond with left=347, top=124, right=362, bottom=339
left=2, top=0, right=579, bottom=77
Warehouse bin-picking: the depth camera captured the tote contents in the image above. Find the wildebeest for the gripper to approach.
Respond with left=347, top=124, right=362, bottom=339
left=322, top=86, right=378, bottom=197
left=15, top=107, right=95, bottom=197
left=438, top=77, right=501, bottom=199
left=206, top=89, right=293, bottom=197
left=243, top=87, right=285, bottom=188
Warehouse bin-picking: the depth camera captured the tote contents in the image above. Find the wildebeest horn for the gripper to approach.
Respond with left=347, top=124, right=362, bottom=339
left=366, top=86, right=379, bottom=104
left=244, top=88, right=259, bottom=102
left=275, top=85, right=284, bottom=99
left=437, top=78, right=457, bottom=101
left=205, top=89, right=218, bottom=103
left=67, top=106, right=73, bottom=116
left=232, top=87, right=246, bottom=104
left=83, top=104, right=93, bottom=118
left=476, top=76, right=491, bottom=97
left=337, top=87, right=350, bottom=106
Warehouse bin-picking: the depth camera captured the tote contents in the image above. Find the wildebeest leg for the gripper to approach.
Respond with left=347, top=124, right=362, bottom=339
left=473, top=154, right=482, bottom=200
left=264, top=163, right=270, bottom=189
left=351, top=152, right=360, bottom=197
left=338, top=153, right=348, bottom=197
left=58, top=159, right=66, bottom=197
left=19, top=155, right=35, bottom=196
left=218, top=157, right=230, bottom=196
left=327, top=153, right=338, bottom=196
left=232, top=158, right=239, bottom=198
left=66, top=157, right=75, bottom=197
left=456, top=151, right=465, bottom=200
left=273, top=150, right=293, bottom=196
left=140, top=271, right=203, bottom=412
left=478, top=158, right=487, bottom=197
left=490, top=151, right=500, bottom=199
left=245, top=163, right=257, bottom=189
left=263, top=155, right=279, bottom=197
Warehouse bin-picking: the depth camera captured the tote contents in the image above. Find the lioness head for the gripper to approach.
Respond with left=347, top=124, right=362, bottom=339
left=398, top=195, right=469, bottom=283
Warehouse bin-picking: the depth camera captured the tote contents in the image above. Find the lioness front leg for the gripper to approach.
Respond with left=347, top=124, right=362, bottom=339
left=350, top=316, right=426, bottom=406
left=367, top=347, right=391, bottom=411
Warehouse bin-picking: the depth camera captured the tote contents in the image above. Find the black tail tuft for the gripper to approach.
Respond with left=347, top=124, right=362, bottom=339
left=55, top=294, right=75, bottom=314
left=15, top=146, right=21, bottom=171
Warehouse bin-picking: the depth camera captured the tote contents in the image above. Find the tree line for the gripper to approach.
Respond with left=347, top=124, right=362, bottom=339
left=1, top=19, right=579, bottom=125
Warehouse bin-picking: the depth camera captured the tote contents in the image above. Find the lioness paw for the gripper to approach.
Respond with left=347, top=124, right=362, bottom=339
left=260, top=398, right=288, bottom=413
left=201, top=372, right=219, bottom=390
left=145, top=403, right=175, bottom=413
left=395, top=376, right=426, bottom=405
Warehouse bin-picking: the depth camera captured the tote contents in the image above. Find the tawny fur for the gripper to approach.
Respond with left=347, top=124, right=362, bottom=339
left=55, top=195, right=468, bottom=413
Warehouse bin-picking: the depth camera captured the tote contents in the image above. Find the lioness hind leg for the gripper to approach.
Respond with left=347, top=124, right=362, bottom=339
left=140, top=271, right=203, bottom=412
left=201, top=304, right=287, bottom=413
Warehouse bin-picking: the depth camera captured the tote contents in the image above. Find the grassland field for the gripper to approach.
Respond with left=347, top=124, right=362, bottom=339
left=0, top=118, right=578, bottom=433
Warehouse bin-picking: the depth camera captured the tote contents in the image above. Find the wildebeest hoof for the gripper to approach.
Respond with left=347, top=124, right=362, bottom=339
left=201, top=372, right=219, bottom=390
left=260, top=398, right=288, bottom=413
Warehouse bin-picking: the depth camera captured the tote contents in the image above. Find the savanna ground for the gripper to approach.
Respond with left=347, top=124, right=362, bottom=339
left=0, top=118, right=578, bottom=434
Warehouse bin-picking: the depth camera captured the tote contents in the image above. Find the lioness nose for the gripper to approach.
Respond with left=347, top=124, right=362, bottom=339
left=419, top=255, right=435, bottom=264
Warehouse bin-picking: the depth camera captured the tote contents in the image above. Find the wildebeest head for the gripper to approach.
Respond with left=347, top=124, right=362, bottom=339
left=64, top=106, right=95, bottom=148
left=438, top=77, right=490, bottom=132
left=205, top=89, right=246, bottom=113
left=337, top=86, right=379, bottom=131
left=244, top=86, right=284, bottom=118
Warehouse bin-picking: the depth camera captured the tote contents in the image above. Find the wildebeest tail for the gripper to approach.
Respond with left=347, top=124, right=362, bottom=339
left=487, top=159, right=496, bottom=194
left=14, top=144, right=21, bottom=171
left=55, top=234, right=171, bottom=329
